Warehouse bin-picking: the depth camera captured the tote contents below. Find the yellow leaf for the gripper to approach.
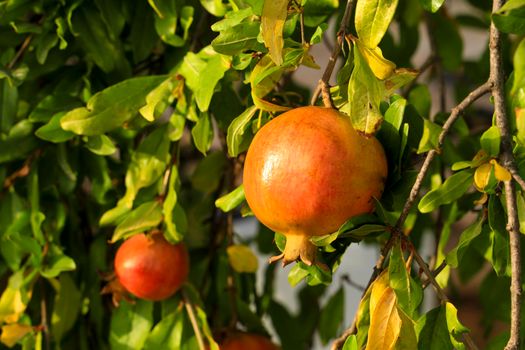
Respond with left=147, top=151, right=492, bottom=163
left=0, top=273, right=33, bottom=324
left=384, top=68, right=418, bottom=96
left=491, top=159, right=511, bottom=181
left=474, top=162, right=492, bottom=191
left=369, top=270, right=390, bottom=314
left=471, top=150, right=490, bottom=167
left=365, top=287, right=402, bottom=350
left=261, top=0, right=288, bottom=66
left=227, top=244, right=259, bottom=273
left=356, top=40, right=396, bottom=80
left=0, top=324, right=33, bottom=348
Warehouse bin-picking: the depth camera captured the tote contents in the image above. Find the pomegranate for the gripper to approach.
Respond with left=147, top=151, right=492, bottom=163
left=220, top=333, right=280, bottom=350
left=243, top=106, right=387, bottom=266
left=114, top=232, right=189, bottom=301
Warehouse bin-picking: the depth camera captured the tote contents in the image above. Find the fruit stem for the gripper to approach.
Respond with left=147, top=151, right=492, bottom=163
left=269, top=233, right=318, bottom=267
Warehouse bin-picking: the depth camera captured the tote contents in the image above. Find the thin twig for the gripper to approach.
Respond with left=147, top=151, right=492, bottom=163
left=3, top=149, right=42, bottom=190
left=422, top=260, right=447, bottom=289
left=182, top=290, right=206, bottom=350
left=310, top=0, right=356, bottom=107
left=299, top=10, right=306, bottom=45
left=408, top=241, right=479, bottom=350
left=489, top=1, right=523, bottom=348
left=7, top=35, right=33, bottom=70
left=402, top=55, right=438, bottom=95
left=510, top=168, right=525, bottom=191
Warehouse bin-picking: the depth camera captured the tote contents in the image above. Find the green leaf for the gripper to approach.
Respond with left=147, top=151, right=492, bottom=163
left=416, top=305, right=453, bottom=350
left=112, top=201, right=163, bottom=242
left=29, top=95, right=83, bottom=123
left=191, top=112, right=214, bottom=155
left=163, top=166, right=187, bottom=244
left=199, top=0, right=228, bottom=16
left=287, top=263, right=310, bottom=286
left=215, top=185, right=246, bottom=212
left=84, top=134, right=117, bottom=155
left=444, top=302, right=469, bottom=349
left=342, top=335, right=358, bottom=350
left=493, top=0, right=525, bottom=34
left=227, top=106, right=258, bottom=157
left=35, top=112, right=75, bottom=143
left=488, top=195, right=511, bottom=276
left=110, top=300, right=153, bottom=350
left=480, top=125, right=501, bottom=157
left=0, top=79, right=18, bottom=133
left=446, top=215, right=485, bottom=268
left=191, top=152, right=227, bottom=194
left=261, top=0, right=288, bottom=65
left=512, top=38, right=525, bottom=95
left=144, top=308, right=184, bottom=350
left=60, top=76, right=167, bottom=135
left=149, top=0, right=185, bottom=47
left=417, top=118, right=441, bottom=154
left=389, top=241, right=422, bottom=317
left=355, top=0, right=399, bottom=48
left=418, top=170, right=474, bottom=213
left=71, top=5, right=130, bottom=75
left=51, top=274, right=81, bottom=343
left=139, top=76, right=180, bottom=122
left=319, top=287, right=345, bottom=345
left=195, top=54, right=231, bottom=112
left=40, top=244, right=76, bottom=278
left=408, top=84, right=431, bottom=118
left=211, top=21, right=263, bottom=55
left=419, top=0, right=445, bottom=12
left=180, top=49, right=231, bottom=112
left=348, top=46, right=384, bottom=135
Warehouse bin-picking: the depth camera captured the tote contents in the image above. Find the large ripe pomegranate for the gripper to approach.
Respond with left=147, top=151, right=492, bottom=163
left=243, top=106, right=388, bottom=266
left=220, top=333, right=280, bottom=350
left=114, top=232, right=189, bottom=301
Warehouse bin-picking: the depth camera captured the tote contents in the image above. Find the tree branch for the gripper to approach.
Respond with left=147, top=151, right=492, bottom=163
left=310, top=0, right=356, bottom=107
left=489, top=1, right=522, bottom=349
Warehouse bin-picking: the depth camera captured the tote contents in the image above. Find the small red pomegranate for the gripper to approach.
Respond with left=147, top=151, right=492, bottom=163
left=220, top=333, right=280, bottom=350
left=243, top=106, right=388, bottom=266
left=114, top=232, right=189, bottom=301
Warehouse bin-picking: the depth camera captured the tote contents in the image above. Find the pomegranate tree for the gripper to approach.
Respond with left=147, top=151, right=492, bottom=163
left=243, top=106, right=388, bottom=266
left=114, top=232, right=189, bottom=301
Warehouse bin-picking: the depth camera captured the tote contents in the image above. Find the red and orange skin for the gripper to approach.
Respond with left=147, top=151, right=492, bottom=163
left=243, top=106, right=388, bottom=266
left=114, top=233, right=189, bottom=301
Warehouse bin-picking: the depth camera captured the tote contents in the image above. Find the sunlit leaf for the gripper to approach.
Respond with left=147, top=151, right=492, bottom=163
left=355, top=40, right=396, bottom=80
left=365, top=287, right=401, bottom=350
left=355, top=0, right=399, bottom=48
left=112, top=201, right=163, bottom=242
left=215, top=185, right=246, bottom=212
left=61, top=76, right=166, bottom=135
left=348, top=46, right=384, bottom=135
left=0, top=324, right=33, bottom=348
left=418, top=170, right=474, bottom=213
left=261, top=0, right=288, bottom=65
left=227, top=244, right=259, bottom=273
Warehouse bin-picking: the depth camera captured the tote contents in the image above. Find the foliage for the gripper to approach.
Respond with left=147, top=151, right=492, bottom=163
left=0, top=0, right=524, bottom=349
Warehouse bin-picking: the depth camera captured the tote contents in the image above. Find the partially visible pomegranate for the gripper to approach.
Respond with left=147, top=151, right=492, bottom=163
left=114, top=232, right=189, bottom=301
left=220, top=333, right=280, bottom=350
left=243, top=106, right=388, bottom=266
